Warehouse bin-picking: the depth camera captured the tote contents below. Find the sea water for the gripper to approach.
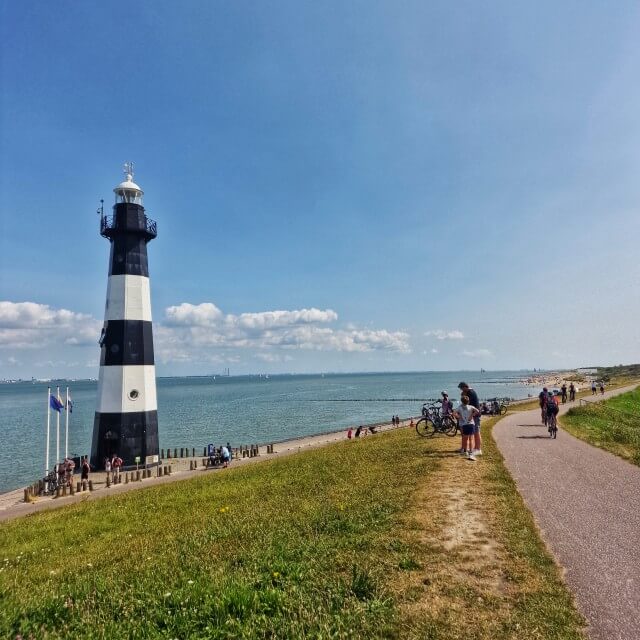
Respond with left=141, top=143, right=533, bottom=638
left=0, top=371, right=535, bottom=493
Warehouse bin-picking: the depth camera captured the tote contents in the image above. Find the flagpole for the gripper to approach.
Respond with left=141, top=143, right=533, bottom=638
left=46, top=386, right=51, bottom=476
left=56, top=386, right=60, bottom=466
left=65, top=386, right=69, bottom=459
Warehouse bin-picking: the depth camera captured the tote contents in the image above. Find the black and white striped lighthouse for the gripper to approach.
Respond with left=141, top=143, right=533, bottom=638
left=91, top=163, right=159, bottom=469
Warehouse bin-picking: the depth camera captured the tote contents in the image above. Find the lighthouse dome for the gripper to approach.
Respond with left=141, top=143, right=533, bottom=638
left=114, top=162, right=144, bottom=204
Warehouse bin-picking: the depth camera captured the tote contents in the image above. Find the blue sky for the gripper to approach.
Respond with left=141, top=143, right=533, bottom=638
left=1, top=1, right=640, bottom=378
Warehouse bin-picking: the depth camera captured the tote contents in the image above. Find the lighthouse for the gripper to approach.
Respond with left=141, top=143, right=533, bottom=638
left=91, top=163, right=159, bottom=469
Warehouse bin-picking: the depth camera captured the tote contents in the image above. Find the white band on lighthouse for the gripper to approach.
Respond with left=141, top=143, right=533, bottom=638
left=96, top=365, right=158, bottom=413
left=105, top=274, right=153, bottom=322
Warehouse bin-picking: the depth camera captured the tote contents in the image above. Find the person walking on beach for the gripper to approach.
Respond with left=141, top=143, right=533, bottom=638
left=453, top=395, right=480, bottom=461
left=111, top=454, right=123, bottom=482
left=458, top=382, right=482, bottom=456
left=81, top=457, right=90, bottom=482
left=221, top=445, right=230, bottom=468
left=561, top=384, right=567, bottom=404
left=355, top=426, right=363, bottom=438
left=347, top=427, right=353, bottom=439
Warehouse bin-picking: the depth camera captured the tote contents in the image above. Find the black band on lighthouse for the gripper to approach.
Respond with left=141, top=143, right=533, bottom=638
left=100, top=320, right=155, bottom=366
left=109, top=236, right=150, bottom=277
left=91, top=410, right=159, bottom=468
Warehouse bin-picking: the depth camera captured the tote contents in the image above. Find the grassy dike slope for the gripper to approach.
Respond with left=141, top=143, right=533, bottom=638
left=562, top=387, right=640, bottom=465
left=1, top=422, right=584, bottom=639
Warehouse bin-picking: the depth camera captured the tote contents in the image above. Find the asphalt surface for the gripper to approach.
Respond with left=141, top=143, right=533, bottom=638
left=493, top=385, right=640, bottom=640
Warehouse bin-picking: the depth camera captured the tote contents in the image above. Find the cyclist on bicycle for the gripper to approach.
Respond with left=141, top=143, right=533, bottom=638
left=546, top=390, right=559, bottom=432
left=539, top=387, right=548, bottom=422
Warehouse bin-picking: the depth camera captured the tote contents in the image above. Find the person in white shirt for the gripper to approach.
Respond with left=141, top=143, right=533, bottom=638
left=453, top=395, right=481, bottom=461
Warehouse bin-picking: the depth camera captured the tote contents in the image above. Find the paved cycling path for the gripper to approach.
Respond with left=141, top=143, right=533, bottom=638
left=494, top=384, right=640, bottom=640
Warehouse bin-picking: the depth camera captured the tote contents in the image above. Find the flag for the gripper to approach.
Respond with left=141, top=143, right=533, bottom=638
left=67, top=397, right=73, bottom=413
left=50, top=395, right=64, bottom=412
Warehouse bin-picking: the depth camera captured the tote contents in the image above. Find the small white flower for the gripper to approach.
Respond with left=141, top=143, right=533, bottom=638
left=187, top=580, right=194, bottom=585
left=164, top=592, right=171, bottom=598
left=50, top=570, right=56, bottom=575
left=86, top=563, right=93, bottom=568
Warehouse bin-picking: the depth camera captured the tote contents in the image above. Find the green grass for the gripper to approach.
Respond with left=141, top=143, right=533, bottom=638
left=562, top=387, right=640, bottom=465
left=0, top=424, right=586, bottom=639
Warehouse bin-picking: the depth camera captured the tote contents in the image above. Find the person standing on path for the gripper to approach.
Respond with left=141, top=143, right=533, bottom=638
left=569, top=383, right=576, bottom=402
left=600, top=381, right=605, bottom=395
left=561, top=384, right=567, bottom=403
left=458, top=381, right=482, bottom=455
left=592, top=381, right=597, bottom=395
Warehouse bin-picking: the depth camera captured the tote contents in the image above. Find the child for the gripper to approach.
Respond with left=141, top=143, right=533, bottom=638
left=453, top=395, right=480, bottom=461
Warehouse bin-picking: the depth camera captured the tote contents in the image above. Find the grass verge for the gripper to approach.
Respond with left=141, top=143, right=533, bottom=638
left=561, top=387, right=640, bottom=466
left=1, top=420, right=585, bottom=638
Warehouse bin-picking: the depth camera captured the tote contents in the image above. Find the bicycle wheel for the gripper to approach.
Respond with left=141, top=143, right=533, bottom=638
left=443, top=416, right=458, bottom=437
left=500, top=404, right=508, bottom=415
left=415, top=417, right=432, bottom=437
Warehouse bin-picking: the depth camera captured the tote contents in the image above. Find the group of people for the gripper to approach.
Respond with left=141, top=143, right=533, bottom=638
left=538, top=388, right=560, bottom=425
left=559, top=383, right=577, bottom=403
left=208, top=444, right=232, bottom=468
left=104, top=453, right=124, bottom=482
left=55, top=457, right=76, bottom=485
left=451, top=382, right=483, bottom=461
left=347, top=424, right=378, bottom=439
left=391, top=415, right=401, bottom=426
left=591, top=381, right=605, bottom=395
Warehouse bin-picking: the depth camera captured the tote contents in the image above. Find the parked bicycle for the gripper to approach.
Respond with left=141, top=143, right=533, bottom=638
left=416, top=403, right=457, bottom=437
left=480, top=398, right=509, bottom=416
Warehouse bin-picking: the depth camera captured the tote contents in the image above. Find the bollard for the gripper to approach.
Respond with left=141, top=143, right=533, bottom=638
left=189, top=460, right=193, bottom=470
left=62, top=484, right=67, bottom=496
left=89, top=480, right=94, bottom=491
left=77, top=481, right=82, bottom=493
left=56, top=486, right=62, bottom=498
left=179, top=448, right=183, bottom=458
left=192, top=447, right=196, bottom=457
left=70, top=483, right=75, bottom=496
left=106, top=474, right=111, bottom=488
left=242, top=449, right=248, bottom=458
left=169, top=464, right=173, bottom=474
left=161, top=448, right=165, bottom=459
left=158, top=465, right=163, bottom=477
left=203, top=446, right=207, bottom=457
left=164, top=465, right=169, bottom=475
left=83, top=480, right=88, bottom=492
left=193, top=459, right=197, bottom=469
left=24, top=488, right=30, bottom=503
left=125, top=472, right=130, bottom=484
left=202, top=458, right=207, bottom=467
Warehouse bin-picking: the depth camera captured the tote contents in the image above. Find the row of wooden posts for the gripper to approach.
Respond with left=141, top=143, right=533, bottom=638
left=106, top=465, right=173, bottom=487
left=161, top=444, right=271, bottom=459
left=24, top=478, right=95, bottom=502
left=24, top=444, right=277, bottom=503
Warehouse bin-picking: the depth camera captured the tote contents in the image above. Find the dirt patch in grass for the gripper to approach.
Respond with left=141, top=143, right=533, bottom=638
left=391, top=420, right=586, bottom=639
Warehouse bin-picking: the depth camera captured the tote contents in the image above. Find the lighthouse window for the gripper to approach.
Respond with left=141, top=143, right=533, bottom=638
left=128, top=389, right=139, bottom=400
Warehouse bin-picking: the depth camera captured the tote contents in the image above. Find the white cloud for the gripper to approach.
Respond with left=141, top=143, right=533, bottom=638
left=462, top=348, right=493, bottom=358
left=425, top=329, right=465, bottom=341
left=156, top=302, right=410, bottom=363
left=165, top=302, right=223, bottom=327
left=0, top=301, right=100, bottom=349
